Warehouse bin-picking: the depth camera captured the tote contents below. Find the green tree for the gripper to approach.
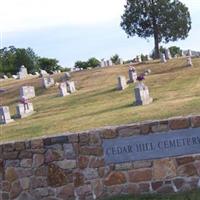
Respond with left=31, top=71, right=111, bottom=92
left=110, top=54, right=120, bottom=64
left=14, top=48, right=38, bottom=73
left=121, top=0, right=191, bottom=59
left=38, top=58, right=59, bottom=73
left=169, top=46, right=182, bottom=57
left=87, top=57, right=100, bottom=68
left=74, top=61, right=88, bottom=69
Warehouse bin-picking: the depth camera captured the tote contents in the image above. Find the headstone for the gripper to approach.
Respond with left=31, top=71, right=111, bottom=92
left=42, top=77, right=55, bottom=89
left=100, top=60, right=105, bottom=67
left=3, top=75, right=8, bottom=79
left=16, top=97, right=35, bottom=118
left=66, top=81, right=76, bottom=93
left=117, top=76, right=128, bottom=90
left=107, top=60, right=113, bottom=66
left=144, top=69, right=151, bottom=76
left=20, top=86, right=35, bottom=99
left=64, top=72, right=71, bottom=79
left=146, top=55, right=151, bottom=61
left=128, top=67, right=137, bottom=83
left=18, top=65, right=28, bottom=79
left=12, top=75, right=18, bottom=79
left=0, top=106, right=14, bottom=124
left=165, top=48, right=172, bottom=60
left=161, top=53, right=167, bottom=63
left=40, top=70, right=49, bottom=77
left=187, top=57, right=193, bottom=67
left=134, top=82, right=153, bottom=105
left=119, top=58, right=123, bottom=65
left=136, top=55, right=142, bottom=63
left=59, top=82, right=70, bottom=96
left=187, top=49, right=192, bottom=57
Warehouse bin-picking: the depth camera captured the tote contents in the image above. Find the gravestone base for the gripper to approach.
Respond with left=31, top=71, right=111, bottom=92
left=134, top=83, right=153, bottom=106
left=16, top=103, right=35, bottom=118
left=134, top=96, right=153, bottom=106
left=0, top=118, right=14, bottom=125
left=0, top=106, right=14, bottom=124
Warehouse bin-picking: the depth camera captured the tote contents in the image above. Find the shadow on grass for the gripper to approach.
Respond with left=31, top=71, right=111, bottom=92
left=78, top=102, right=133, bottom=118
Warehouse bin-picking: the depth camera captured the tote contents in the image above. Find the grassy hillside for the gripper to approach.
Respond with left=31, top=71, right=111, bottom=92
left=1, top=57, right=200, bottom=142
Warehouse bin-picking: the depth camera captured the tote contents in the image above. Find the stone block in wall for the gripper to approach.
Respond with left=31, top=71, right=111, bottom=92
left=191, top=115, right=200, bottom=128
left=153, top=158, right=176, bottom=180
left=45, top=149, right=64, bottom=163
left=177, top=163, right=197, bottom=177
left=75, top=184, right=93, bottom=200
left=128, top=169, right=152, bottom=183
left=48, top=164, right=71, bottom=187
left=79, top=146, right=103, bottom=156
left=88, top=157, right=104, bottom=168
left=176, top=156, right=194, bottom=166
left=133, top=160, right=152, bottom=169
left=74, top=172, right=85, bottom=187
left=63, top=143, right=76, bottom=159
left=100, top=128, right=118, bottom=139
left=115, top=162, right=133, bottom=171
left=83, top=168, right=99, bottom=180
left=10, top=180, right=23, bottom=199
left=78, top=156, right=90, bottom=169
left=169, top=117, right=190, bottom=130
left=117, top=124, right=140, bottom=137
left=31, top=139, right=44, bottom=149
left=91, top=180, right=104, bottom=199
left=55, top=159, right=76, bottom=170
left=104, top=171, right=126, bottom=186
left=56, top=184, right=75, bottom=200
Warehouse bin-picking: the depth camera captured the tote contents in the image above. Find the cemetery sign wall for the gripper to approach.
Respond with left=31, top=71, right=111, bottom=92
left=103, top=128, right=200, bottom=164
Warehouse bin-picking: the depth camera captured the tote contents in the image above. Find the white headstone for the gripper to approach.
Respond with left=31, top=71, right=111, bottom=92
left=59, top=82, right=70, bottom=96
left=161, top=53, right=167, bottom=63
left=66, top=81, right=76, bottom=93
left=100, top=60, right=105, bottom=67
left=20, top=86, right=35, bottom=99
left=18, top=65, right=28, bottom=79
left=181, top=51, right=185, bottom=57
left=117, top=76, right=128, bottom=90
left=136, top=55, right=142, bottom=63
left=134, top=82, right=153, bottom=105
left=187, top=49, right=192, bottom=57
left=107, top=60, right=113, bottom=66
left=12, top=75, right=18, bottom=79
left=16, top=103, right=34, bottom=118
left=119, top=58, right=123, bottom=65
left=165, top=49, right=172, bottom=60
left=144, top=69, right=151, bottom=76
left=0, top=106, right=14, bottom=124
left=128, top=67, right=137, bottom=83
left=42, top=77, right=55, bottom=89
left=35, top=72, right=40, bottom=76
left=187, top=57, right=193, bottom=67
left=64, top=72, right=71, bottom=79
left=40, top=70, right=49, bottom=77
left=3, top=75, right=8, bottom=79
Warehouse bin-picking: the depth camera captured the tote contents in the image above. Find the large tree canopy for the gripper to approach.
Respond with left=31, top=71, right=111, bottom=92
left=121, top=0, right=191, bottom=58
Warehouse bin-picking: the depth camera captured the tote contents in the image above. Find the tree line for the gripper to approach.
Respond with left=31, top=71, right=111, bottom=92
left=0, top=46, right=68, bottom=77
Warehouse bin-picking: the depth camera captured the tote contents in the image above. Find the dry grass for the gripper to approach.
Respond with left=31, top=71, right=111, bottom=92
left=1, top=57, right=200, bottom=142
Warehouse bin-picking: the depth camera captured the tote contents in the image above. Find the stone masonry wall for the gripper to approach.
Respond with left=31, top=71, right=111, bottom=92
left=0, top=115, right=200, bottom=200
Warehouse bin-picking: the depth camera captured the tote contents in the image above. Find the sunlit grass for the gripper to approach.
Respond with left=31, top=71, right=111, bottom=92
left=1, top=57, right=200, bottom=142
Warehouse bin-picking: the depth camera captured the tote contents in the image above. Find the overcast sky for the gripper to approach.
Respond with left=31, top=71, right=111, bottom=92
left=1, top=0, right=200, bottom=67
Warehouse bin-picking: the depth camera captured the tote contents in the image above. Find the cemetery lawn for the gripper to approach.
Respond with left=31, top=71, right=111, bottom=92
left=1, top=57, right=200, bottom=142
left=103, top=189, right=200, bottom=200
